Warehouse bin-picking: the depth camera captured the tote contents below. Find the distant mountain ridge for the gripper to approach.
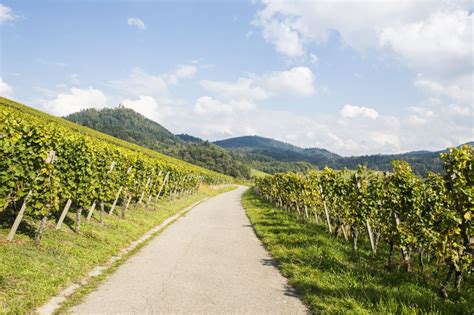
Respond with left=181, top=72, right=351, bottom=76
left=214, top=135, right=339, bottom=162
left=213, top=135, right=473, bottom=176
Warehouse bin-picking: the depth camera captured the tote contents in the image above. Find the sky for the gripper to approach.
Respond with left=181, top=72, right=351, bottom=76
left=0, top=0, right=472, bottom=156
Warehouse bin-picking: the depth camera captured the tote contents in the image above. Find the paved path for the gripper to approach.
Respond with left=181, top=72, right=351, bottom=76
left=70, top=186, right=307, bottom=314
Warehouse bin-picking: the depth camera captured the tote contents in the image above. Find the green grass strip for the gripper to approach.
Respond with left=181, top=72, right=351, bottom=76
left=242, top=188, right=473, bottom=315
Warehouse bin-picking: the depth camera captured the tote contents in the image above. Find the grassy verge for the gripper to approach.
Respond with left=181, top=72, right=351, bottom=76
left=242, top=189, right=473, bottom=314
left=250, top=168, right=269, bottom=178
left=0, top=185, right=236, bottom=314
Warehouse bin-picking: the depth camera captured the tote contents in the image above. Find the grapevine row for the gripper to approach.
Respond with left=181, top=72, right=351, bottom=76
left=255, top=146, right=472, bottom=298
left=0, top=102, right=231, bottom=243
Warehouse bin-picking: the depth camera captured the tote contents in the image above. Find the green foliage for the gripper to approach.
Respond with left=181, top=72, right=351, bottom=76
left=255, top=146, right=474, bottom=299
left=0, top=97, right=231, bottom=224
left=440, top=145, right=473, bottom=272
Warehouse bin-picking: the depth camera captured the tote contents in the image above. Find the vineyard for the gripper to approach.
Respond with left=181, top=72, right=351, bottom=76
left=0, top=97, right=231, bottom=244
left=255, top=146, right=473, bottom=301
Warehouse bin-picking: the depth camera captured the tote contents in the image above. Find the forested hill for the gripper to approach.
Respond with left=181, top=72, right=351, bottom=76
left=214, top=135, right=473, bottom=176
left=214, top=135, right=339, bottom=163
left=65, top=107, right=250, bottom=178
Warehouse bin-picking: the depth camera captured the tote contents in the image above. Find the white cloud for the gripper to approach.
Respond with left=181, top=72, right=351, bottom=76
left=254, top=1, right=467, bottom=55
left=408, top=106, right=434, bottom=119
left=121, top=96, right=163, bottom=122
left=200, top=66, right=315, bottom=101
left=0, top=4, right=15, bottom=24
left=175, top=64, right=197, bottom=79
left=194, top=66, right=315, bottom=132
left=0, top=77, right=13, bottom=97
left=200, top=78, right=269, bottom=101
left=266, top=67, right=315, bottom=96
left=194, top=96, right=256, bottom=117
left=414, top=73, right=472, bottom=104
left=340, top=104, right=379, bottom=120
left=111, top=65, right=198, bottom=96
left=127, top=17, right=146, bottom=30
left=310, top=53, right=319, bottom=65
left=253, top=1, right=472, bottom=104
left=167, top=64, right=197, bottom=84
left=370, top=132, right=400, bottom=149
left=194, top=96, right=233, bottom=115
left=448, top=104, right=472, bottom=117
left=255, top=18, right=305, bottom=57
left=42, top=87, right=108, bottom=116
left=110, top=68, right=169, bottom=97
left=379, top=9, right=472, bottom=78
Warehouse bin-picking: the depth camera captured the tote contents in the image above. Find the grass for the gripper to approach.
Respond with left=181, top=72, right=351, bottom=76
left=0, top=185, right=236, bottom=314
left=242, top=189, right=473, bottom=314
left=250, top=168, right=270, bottom=178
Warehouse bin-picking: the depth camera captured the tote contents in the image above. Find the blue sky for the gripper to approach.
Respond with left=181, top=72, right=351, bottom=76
left=1, top=0, right=472, bottom=155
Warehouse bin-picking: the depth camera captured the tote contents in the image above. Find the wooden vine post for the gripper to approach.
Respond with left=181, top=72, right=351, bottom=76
left=137, top=176, right=152, bottom=205
left=302, top=190, right=309, bottom=220
left=75, top=207, right=83, bottom=232
left=178, top=175, right=189, bottom=196
left=121, top=195, right=132, bottom=219
left=98, top=161, right=116, bottom=223
left=56, top=199, right=72, bottom=229
left=355, top=174, right=376, bottom=255
left=109, top=165, right=133, bottom=215
left=7, top=150, right=56, bottom=241
left=146, top=170, right=162, bottom=207
left=154, top=172, right=170, bottom=205
left=86, top=201, right=97, bottom=221
left=318, top=184, right=333, bottom=233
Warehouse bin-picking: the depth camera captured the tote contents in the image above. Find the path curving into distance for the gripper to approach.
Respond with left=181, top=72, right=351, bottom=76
left=70, top=186, right=307, bottom=314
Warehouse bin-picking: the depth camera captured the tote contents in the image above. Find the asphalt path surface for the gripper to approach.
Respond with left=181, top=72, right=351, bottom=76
left=71, top=186, right=307, bottom=314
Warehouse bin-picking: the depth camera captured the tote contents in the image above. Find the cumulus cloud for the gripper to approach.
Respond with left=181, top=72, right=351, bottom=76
left=253, top=1, right=472, bottom=104
left=266, top=67, right=315, bottom=97
left=194, top=96, right=256, bottom=116
left=110, top=68, right=168, bottom=97
left=121, top=96, right=163, bottom=122
left=379, top=9, right=472, bottom=78
left=194, top=66, right=315, bottom=127
left=200, top=78, right=269, bottom=101
left=255, top=18, right=305, bottom=57
left=167, top=64, right=197, bottom=84
left=0, top=4, right=15, bottom=24
left=340, top=104, right=379, bottom=120
left=253, top=1, right=468, bottom=55
left=127, top=17, right=146, bottom=30
left=111, top=65, right=198, bottom=97
left=174, top=64, right=197, bottom=79
left=200, top=66, right=315, bottom=101
left=414, top=73, right=472, bottom=104
left=194, top=96, right=233, bottom=115
left=41, top=87, right=108, bottom=116
left=0, top=77, right=13, bottom=96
